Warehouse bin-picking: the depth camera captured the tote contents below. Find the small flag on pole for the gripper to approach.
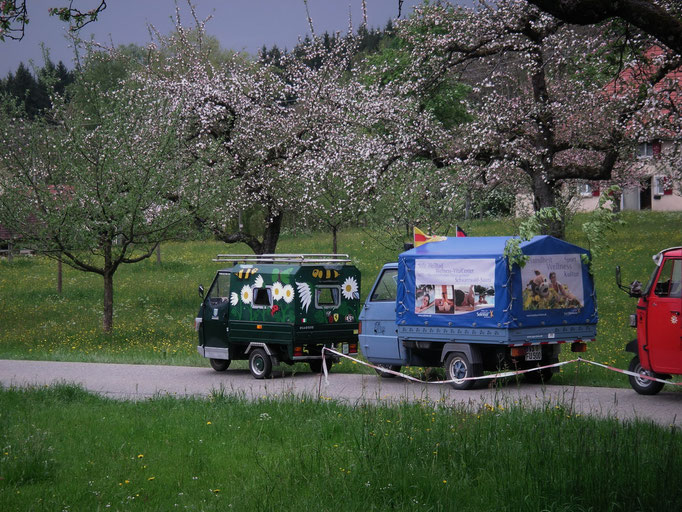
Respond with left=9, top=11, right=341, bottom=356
left=414, top=227, right=447, bottom=247
left=455, top=225, right=467, bottom=237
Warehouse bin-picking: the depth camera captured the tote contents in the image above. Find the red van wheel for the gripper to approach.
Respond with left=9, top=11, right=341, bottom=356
left=628, top=356, right=664, bottom=395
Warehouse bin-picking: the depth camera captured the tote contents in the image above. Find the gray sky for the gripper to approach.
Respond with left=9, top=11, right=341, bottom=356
left=0, top=0, right=440, bottom=76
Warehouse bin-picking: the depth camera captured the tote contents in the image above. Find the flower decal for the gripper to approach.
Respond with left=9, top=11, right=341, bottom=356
left=282, top=284, right=295, bottom=304
left=272, top=281, right=284, bottom=301
left=230, top=292, right=238, bottom=306
left=254, top=274, right=264, bottom=289
left=296, top=282, right=311, bottom=312
left=341, top=276, right=359, bottom=300
left=240, top=285, right=252, bottom=304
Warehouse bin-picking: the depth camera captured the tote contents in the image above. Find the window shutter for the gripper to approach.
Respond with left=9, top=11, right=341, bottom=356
left=653, top=140, right=662, bottom=158
left=664, top=177, right=673, bottom=195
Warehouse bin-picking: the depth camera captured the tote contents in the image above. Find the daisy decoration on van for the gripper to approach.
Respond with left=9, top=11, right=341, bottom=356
left=342, top=276, right=359, bottom=300
left=272, top=281, right=284, bottom=301
left=240, top=285, right=252, bottom=304
left=282, top=284, right=295, bottom=304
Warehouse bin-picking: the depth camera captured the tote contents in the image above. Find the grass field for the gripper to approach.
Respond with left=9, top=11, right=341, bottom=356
left=1, top=383, right=680, bottom=511
left=0, top=211, right=681, bottom=388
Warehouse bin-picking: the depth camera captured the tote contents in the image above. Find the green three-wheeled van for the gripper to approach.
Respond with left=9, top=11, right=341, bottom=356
left=196, top=254, right=361, bottom=379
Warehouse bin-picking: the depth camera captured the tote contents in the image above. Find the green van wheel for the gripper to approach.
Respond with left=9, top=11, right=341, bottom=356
left=209, top=358, right=230, bottom=372
left=249, top=349, right=272, bottom=379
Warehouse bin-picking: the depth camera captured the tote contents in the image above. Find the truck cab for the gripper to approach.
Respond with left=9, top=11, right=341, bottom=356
left=359, top=264, right=403, bottom=370
left=620, top=247, right=682, bottom=394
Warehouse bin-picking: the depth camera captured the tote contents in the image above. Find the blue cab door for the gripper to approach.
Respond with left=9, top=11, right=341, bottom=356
left=359, top=265, right=404, bottom=364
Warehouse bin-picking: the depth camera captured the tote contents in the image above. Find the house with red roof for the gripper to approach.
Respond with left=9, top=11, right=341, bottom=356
left=577, top=45, right=682, bottom=211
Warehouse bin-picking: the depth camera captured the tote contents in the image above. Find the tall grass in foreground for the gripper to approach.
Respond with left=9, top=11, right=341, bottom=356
left=0, top=211, right=680, bottom=387
left=1, top=384, right=680, bottom=511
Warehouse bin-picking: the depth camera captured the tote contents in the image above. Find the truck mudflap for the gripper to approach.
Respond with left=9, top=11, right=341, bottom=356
left=439, top=343, right=483, bottom=365
left=197, top=345, right=230, bottom=360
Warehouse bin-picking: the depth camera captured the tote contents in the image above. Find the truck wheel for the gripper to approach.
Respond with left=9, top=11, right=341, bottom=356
left=249, top=348, right=272, bottom=379
left=444, top=353, right=478, bottom=390
left=375, top=364, right=401, bottom=378
left=309, top=359, right=333, bottom=373
left=524, top=367, right=553, bottom=384
left=628, top=356, right=664, bottom=395
left=209, top=358, right=230, bottom=372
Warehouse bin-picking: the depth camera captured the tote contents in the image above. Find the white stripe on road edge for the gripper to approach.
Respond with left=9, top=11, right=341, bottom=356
left=320, top=347, right=682, bottom=388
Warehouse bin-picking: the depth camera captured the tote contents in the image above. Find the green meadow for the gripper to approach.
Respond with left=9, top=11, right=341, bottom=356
left=1, top=211, right=680, bottom=386
left=1, top=383, right=680, bottom=511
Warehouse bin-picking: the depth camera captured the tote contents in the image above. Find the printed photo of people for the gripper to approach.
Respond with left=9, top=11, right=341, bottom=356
left=415, top=284, right=494, bottom=315
left=521, top=254, right=584, bottom=310
left=415, top=285, right=436, bottom=314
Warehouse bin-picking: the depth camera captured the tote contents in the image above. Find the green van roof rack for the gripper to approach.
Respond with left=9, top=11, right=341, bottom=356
left=213, top=254, right=352, bottom=265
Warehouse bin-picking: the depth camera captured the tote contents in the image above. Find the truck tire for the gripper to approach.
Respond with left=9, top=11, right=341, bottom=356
left=309, top=359, right=333, bottom=373
left=209, top=358, right=231, bottom=372
left=375, top=364, right=401, bottom=378
left=524, top=365, right=553, bottom=384
left=444, top=352, right=479, bottom=390
left=628, top=356, right=664, bottom=395
left=249, top=348, right=273, bottom=379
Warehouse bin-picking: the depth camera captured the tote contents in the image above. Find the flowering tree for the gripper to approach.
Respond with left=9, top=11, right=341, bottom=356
left=526, top=0, right=682, bottom=55
left=0, top=67, right=205, bottom=332
left=396, top=0, right=681, bottom=238
left=0, top=0, right=106, bottom=41
left=141, top=11, right=445, bottom=255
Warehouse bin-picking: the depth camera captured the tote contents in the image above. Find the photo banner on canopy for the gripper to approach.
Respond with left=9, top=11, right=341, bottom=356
left=521, top=254, right=584, bottom=310
left=414, top=259, right=495, bottom=315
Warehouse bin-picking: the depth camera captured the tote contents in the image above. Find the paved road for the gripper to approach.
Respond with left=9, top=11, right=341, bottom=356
left=1, top=359, right=681, bottom=426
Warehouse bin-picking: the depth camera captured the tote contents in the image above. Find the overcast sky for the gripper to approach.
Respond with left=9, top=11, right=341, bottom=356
left=0, top=0, right=461, bottom=76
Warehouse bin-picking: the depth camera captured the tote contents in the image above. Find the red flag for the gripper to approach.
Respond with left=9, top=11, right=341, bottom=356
left=414, top=227, right=446, bottom=247
left=456, top=225, right=467, bottom=237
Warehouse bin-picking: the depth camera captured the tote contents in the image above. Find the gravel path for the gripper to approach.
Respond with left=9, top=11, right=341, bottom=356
left=1, top=359, right=681, bottom=426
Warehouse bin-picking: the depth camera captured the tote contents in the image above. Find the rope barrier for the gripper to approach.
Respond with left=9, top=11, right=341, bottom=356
left=320, top=347, right=682, bottom=388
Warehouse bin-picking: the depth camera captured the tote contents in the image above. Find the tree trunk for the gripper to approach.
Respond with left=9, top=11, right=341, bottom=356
left=465, top=190, right=471, bottom=220
left=532, top=174, right=565, bottom=239
left=57, top=256, right=62, bottom=295
left=103, top=271, right=114, bottom=333
left=103, top=240, right=114, bottom=333
left=332, top=225, right=338, bottom=254
left=259, top=211, right=283, bottom=254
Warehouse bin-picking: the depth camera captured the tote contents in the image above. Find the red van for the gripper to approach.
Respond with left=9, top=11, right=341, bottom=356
left=617, top=247, right=682, bottom=395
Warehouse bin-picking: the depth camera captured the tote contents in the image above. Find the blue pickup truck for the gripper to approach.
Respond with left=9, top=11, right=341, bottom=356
left=359, top=236, right=597, bottom=389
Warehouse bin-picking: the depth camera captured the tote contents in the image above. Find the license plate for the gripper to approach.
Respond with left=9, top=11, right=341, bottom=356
left=525, top=345, right=542, bottom=361
left=342, top=343, right=349, bottom=354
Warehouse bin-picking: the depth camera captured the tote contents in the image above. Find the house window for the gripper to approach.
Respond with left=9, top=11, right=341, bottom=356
left=578, top=183, right=600, bottom=197
left=637, top=142, right=654, bottom=158
left=653, top=176, right=673, bottom=196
